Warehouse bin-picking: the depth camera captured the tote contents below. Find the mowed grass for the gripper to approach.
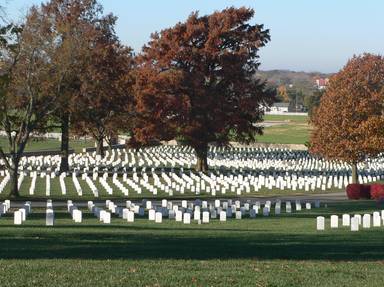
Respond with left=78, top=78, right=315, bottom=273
left=0, top=136, right=94, bottom=153
left=259, top=114, right=311, bottom=144
left=0, top=201, right=384, bottom=286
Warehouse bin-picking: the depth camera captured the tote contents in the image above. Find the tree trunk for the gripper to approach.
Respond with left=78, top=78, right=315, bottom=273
left=195, top=144, right=208, bottom=172
left=9, top=161, right=19, bottom=198
left=96, top=138, right=105, bottom=158
left=59, top=113, right=70, bottom=173
left=351, top=162, right=358, bottom=184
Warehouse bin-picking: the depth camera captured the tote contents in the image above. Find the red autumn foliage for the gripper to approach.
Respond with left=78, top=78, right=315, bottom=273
left=310, top=54, right=384, bottom=183
left=370, top=184, right=384, bottom=200
left=133, top=7, right=275, bottom=171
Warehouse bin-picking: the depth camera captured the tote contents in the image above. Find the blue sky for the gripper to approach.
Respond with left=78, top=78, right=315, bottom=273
left=6, top=0, right=384, bottom=73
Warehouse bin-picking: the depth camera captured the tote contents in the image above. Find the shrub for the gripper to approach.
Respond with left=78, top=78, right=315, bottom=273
left=370, top=184, right=384, bottom=200
left=346, top=184, right=371, bottom=199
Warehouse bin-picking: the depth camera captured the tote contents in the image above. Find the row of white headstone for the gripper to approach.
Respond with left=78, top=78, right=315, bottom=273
left=316, top=211, right=384, bottom=232
left=14, top=201, right=31, bottom=225
left=2, top=146, right=384, bottom=192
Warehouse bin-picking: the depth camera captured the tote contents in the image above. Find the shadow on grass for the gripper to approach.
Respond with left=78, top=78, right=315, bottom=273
left=1, top=224, right=384, bottom=261
left=0, top=200, right=382, bottom=261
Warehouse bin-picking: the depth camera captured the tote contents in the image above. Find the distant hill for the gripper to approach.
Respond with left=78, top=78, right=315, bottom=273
left=256, top=70, right=334, bottom=95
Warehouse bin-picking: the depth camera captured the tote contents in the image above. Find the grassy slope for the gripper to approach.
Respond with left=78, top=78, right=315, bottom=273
left=0, top=201, right=383, bottom=286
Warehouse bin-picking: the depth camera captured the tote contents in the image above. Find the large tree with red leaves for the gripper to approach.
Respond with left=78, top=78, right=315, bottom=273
left=134, top=7, right=274, bottom=171
left=71, top=27, right=134, bottom=158
left=310, top=54, right=384, bottom=183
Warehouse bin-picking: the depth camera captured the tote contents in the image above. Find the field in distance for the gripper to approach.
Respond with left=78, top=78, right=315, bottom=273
left=258, top=114, right=311, bottom=145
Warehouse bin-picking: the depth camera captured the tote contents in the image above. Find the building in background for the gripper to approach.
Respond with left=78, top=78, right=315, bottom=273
left=315, top=78, right=329, bottom=90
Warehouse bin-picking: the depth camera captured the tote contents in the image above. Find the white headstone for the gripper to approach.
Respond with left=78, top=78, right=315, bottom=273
left=148, top=209, right=156, bottom=221
left=155, top=212, right=162, bottom=223
left=362, top=214, right=371, bottom=228
left=46, top=209, right=54, bottom=226
left=103, top=212, right=111, bottom=224
left=351, top=216, right=359, bottom=231
left=373, top=212, right=381, bottom=227
left=342, top=214, right=350, bottom=226
left=14, top=210, right=22, bottom=225
left=175, top=210, right=183, bottom=222
left=73, top=209, right=82, bottom=223
left=202, top=211, right=210, bottom=223
left=183, top=212, right=191, bottom=224
left=220, top=211, right=227, bottom=222
left=235, top=211, right=242, bottom=219
left=330, top=215, right=338, bottom=228
left=316, top=216, right=325, bottom=230
left=194, top=210, right=201, bottom=221
left=127, top=211, right=135, bottom=222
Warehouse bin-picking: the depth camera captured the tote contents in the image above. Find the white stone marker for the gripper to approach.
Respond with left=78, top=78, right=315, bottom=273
left=362, top=214, right=371, bottom=228
left=214, top=200, right=220, bottom=208
left=330, top=215, right=338, bottom=228
left=275, top=206, right=281, bottom=215
left=194, top=210, right=201, bottom=221
left=342, top=214, right=350, bottom=226
left=354, top=214, right=362, bottom=225
left=220, top=211, right=227, bottom=222
left=286, top=202, right=292, bottom=213
left=316, top=216, right=325, bottom=230
left=103, top=212, right=111, bottom=224
left=155, top=212, right=162, bottom=223
left=296, top=202, right=302, bottom=211
left=20, top=208, right=26, bottom=221
left=262, top=207, right=269, bottom=216
left=305, top=203, right=311, bottom=210
left=175, top=210, right=183, bottom=222
left=235, top=211, right=242, bottom=219
left=148, top=209, right=156, bottom=221
left=14, top=210, right=22, bottom=225
left=72, top=209, right=82, bottom=223
left=123, top=208, right=129, bottom=220
left=202, top=211, right=210, bottom=223
left=46, top=209, right=54, bottom=226
left=373, top=212, right=381, bottom=227
left=183, top=213, right=191, bottom=224
left=127, top=211, right=135, bottom=223
left=351, top=216, right=359, bottom=231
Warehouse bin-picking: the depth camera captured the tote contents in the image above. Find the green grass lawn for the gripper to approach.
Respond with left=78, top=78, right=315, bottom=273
left=259, top=114, right=311, bottom=144
left=0, top=200, right=384, bottom=286
left=0, top=136, right=94, bottom=153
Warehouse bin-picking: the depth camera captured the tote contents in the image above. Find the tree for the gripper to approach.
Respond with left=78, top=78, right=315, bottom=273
left=133, top=7, right=274, bottom=171
left=39, top=0, right=113, bottom=171
left=310, top=54, right=384, bottom=183
left=70, top=14, right=134, bottom=158
left=277, top=85, right=289, bottom=102
left=304, top=89, right=324, bottom=116
left=0, top=7, right=68, bottom=197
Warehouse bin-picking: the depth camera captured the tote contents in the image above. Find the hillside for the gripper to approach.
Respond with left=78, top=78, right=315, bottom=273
left=256, top=70, right=333, bottom=94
